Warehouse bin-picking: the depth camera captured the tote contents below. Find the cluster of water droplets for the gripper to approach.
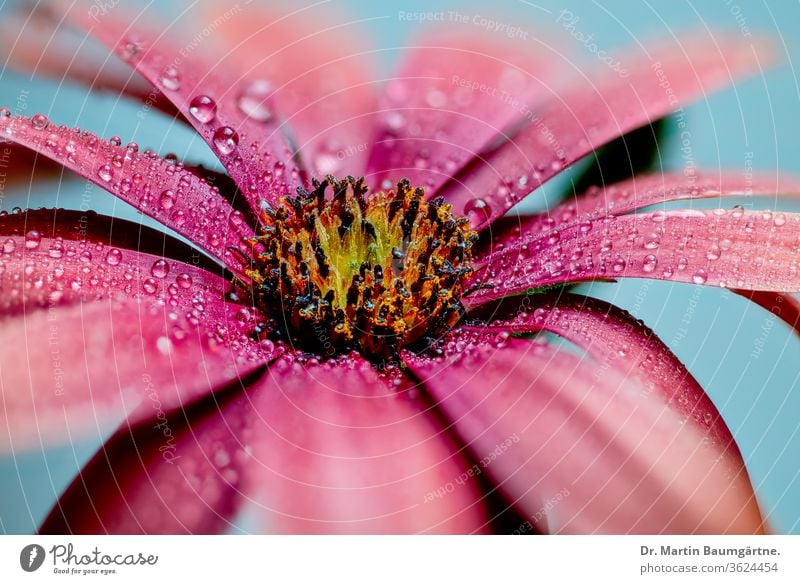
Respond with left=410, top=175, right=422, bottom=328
left=470, top=206, right=800, bottom=297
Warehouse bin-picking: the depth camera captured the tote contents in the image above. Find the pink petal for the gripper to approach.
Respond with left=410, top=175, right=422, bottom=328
left=441, top=32, right=774, bottom=228
left=0, top=115, right=254, bottom=271
left=734, top=289, right=800, bottom=337
left=0, top=208, right=229, bottom=314
left=0, top=6, right=178, bottom=118
left=468, top=209, right=800, bottom=303
left=62, top=5, right=302, bottom=208
left=243, top=354, right=489, bottom=533
left=0, top=210, right=273, bottom=453
left=200, top=1, right=379, bottom=178
left=484, top=171, right=800, bottom=248
left=367, top=29, right=555, bottom=194
left=41, top=387, right=256, bottom=534
left=465, top=293, right=739, bottom=454
left=406, top=337, right=764, bottom=533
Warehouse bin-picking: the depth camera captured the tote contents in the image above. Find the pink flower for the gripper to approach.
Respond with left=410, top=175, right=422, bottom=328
left=1, top=3, right=796, bottom=534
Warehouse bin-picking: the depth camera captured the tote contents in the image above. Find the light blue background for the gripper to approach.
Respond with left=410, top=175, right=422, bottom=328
left=1, top=0, right=798, bottom=533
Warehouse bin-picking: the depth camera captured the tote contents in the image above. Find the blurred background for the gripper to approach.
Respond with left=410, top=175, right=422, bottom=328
left=0, top=0, right=799, bottom=533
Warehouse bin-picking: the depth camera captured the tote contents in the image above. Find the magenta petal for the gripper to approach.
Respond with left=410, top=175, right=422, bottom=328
left=243, top=355, right=488, bottom=533
left=0, top=115, right=254, bottom=271
left=63, top=7, right=302, bottom=209
left=406, top=338, right=765, bottom=533
left=466, top=293, right=739, bottom=454
left=486, top=171, right=800, bottom=248
left=442, top=32, right=774, bottom=228
left=200, top=2, right=379, bottom=178
left=734, top=289, right=800, bottom=337
left=0, top=209, right=231, bottom=314
left=0, top=293, right=271, bottom=452
left=366, top=29, right=555, bottom=195
left=468, top=209, right=800, bottom=303
left=40, top=387, right=255, bottom=534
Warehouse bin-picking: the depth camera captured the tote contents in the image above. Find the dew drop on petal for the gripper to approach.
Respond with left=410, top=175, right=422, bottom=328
left=213, top=126, right=239, bottom=155
left=706, top=244, right=721, bottom=261
left=188, top=95, right=217, bottom=124
left=692, top=269, right=708, bottom=285
left=142, top=277, right=158, bottom=294
left=24, top=231, right=41, bottom=249
left=237, top=80, right=273, bottom=122
left=151, top=259, right=170, bottom=278
left=642, top=254, right=657, bottom=273
left=156, top=336, right=173, bottom=355
left=2, top=238, right=16, bottom=253
left=176, top=273, right=193, bottom=289
left=159, top=189, right=175, bottom=210
left=159, top=66, right=181, bottom=91
left=171, top=209, right=186, bottom=226
left=97, top=164, right=114, bottom=182
left=463, top=198, right=491, bottom=227
left=105, top=248, right=123, bottom=265
left=31, top=114, right=49, bottom=130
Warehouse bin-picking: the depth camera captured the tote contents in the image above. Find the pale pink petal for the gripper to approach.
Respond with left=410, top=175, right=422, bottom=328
left=0, top=115, right=254, bottom=271
left=200, top=1, right=379, bottom=178
left=243, top=355, right=489, bottom=533
left=468, top=209, right=800, bottom=303
left=465, top=293, right=739, bottom=453
left=61, top=5, right=302, bottom=209
left=41, top=353, right=487, bottom=534
left=0, top=293, right=272, bottom=452
left=485, top=171, right=800, bottom=247
left=40, top=384, right=257, bottom=534
left=367, top=29, right=556, bottom=194
left=0, top=6, right=178, bottom=118
left=406, top=337, right=764, bottom=533
left=734, top=289, right=800, bottom=337
left=441, top=32, right=774, bottom=228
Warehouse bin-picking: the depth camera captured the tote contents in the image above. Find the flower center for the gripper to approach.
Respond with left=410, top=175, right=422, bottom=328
left=239, top=176, right=477, bottom=361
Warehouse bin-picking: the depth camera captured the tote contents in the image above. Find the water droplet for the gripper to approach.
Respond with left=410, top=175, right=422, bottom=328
left=159, top=66, right=180, bottom=91
left=156, top=336, right=173, bottom=355
left=105, top=248, right=123, bottom=265
left=0, top=108, right=10, bottom=117
left=464, top=198, right=492, bottom=227
left=706, top=244, right=721, bottom=261
left=774, top=213, right=787, bottom=227
left=31, top=114, right=48, bottom=130
left=24, top=231, right=41, bottom=249
left=612, top=256, right=626, bottom=273
left=97, top=164, right=114, bottom=182
left=2, top=239, right=15, bottom=253
left=237, top=80, right=273, bottom=122
left=151, top=259, right=170, bottom=278
left=159, top=189, right=175, bottom=210
left=188, top=95, right=217, bottom=124
left=176, top=273, right=192, bottom=289
left=171, top=209, right=186, bottom=226
left=142, top=277, right=158, bottom=294
left=692, top=269, right=708, bottom=285
left=426, top=89, right=447, bottom=108
left=213, top=126, right=239, bottom=155
left=642, top=254, right=657, bottom=273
